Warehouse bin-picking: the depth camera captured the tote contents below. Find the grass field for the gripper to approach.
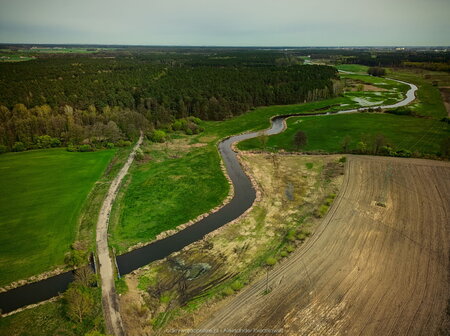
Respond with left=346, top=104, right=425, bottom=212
left=238, top=113, right=449, bottom=155
left=110, top=142, right=229, bottom=253
left=336, top=64, right=369, bottom=73
left=0, top=149, right=115, bottom=286
left=0, top=55, right=35, bottom=62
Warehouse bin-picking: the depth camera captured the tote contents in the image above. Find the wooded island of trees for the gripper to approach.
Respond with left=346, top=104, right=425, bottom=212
left=0, top=49, right=340, bottom=152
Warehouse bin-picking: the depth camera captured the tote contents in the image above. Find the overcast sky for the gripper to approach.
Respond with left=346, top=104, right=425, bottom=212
left=0, top=0, right=449, bottom=46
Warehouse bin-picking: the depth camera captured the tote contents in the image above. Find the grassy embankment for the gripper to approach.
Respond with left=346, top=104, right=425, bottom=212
left=238, top=69, right=449, bottom=156
left=0, top=300, right=78, bottom=335
left=0, top=148, right=123, bottom=287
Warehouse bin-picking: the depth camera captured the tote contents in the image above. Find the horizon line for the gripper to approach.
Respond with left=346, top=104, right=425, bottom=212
left=0, top=42, right=449, bottom=49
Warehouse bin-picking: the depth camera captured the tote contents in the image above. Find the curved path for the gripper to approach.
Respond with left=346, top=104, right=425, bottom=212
left=96, top=132, right=143, bottom=336
left=0, top=74, right=417, bottom=315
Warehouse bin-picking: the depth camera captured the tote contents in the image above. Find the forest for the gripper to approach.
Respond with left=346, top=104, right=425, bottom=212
left=0, top=49, right=339, bottom=151
left=303, top=48, right=450, bottom=66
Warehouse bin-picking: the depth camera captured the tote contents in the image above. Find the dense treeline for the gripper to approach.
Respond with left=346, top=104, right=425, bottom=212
left=339, top=51, right=450, bottom=69
left=0, top=51, right=339, bottom=151
left=367, top=67, right=387, bottom=76
left=294, top=48, right=450, bottom=71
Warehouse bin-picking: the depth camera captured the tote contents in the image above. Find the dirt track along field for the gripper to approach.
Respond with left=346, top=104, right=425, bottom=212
left=96, top=133, right=143, bottom=336
left=195, top=155, right=450, bottom=336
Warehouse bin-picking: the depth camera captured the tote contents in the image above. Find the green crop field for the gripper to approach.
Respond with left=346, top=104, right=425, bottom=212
left=0, top=148, right=115, bottom=286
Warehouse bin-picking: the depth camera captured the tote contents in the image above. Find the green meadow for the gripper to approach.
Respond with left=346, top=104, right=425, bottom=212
left=335, top=64, right=369, bottom=73
left=238, top=113, right=449, bottom=154
left=0, top=149, right=115, bottom=286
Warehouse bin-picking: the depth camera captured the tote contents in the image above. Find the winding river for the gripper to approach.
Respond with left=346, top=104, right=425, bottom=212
left=0, top=75, right=417, bottom=314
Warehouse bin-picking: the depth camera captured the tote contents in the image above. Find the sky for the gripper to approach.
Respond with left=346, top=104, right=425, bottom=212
left=0, top=0, right=449, bottom=46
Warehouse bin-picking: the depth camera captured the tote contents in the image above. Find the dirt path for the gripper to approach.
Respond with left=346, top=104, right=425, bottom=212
left=194, top=156, right=450, bottom=335
left=96, top=133, right=143, bottom=336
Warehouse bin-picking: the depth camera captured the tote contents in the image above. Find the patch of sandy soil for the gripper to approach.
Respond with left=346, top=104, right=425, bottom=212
left=149, top=138, right=206, bottom=151
left=142, top=138, right=207, bottom=163
left=193, top=155, right=450, bottom=336
left=355, top=84, right=387, bottom=92
left=344, top=78, right=388, bottom=92
left=197, top=136, right=218, bottom=143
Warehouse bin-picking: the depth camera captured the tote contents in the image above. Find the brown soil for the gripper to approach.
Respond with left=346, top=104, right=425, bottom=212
left=344, top=78, right=387, bottom=92
left=149, top=138, right=206, bottom=151
left=193, top=155, right=450, bottom=336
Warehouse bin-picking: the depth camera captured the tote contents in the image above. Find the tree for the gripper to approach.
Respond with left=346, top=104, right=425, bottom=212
left=341, top=135, right=352, bottom=152
left=134, top=148, right=144, bottom=161
left=373, top=134, right=386, bottom=154
left=79, top=144, right=93, bottom=152
left=368, top=67, right=386, bottom=77
left=84, top=331, right=107, bottom=336
left=74, top=267, right=96, bottom=287
left=36, top=135, right=60, bottom=148
left=441, top=136, right=450, bottom=158
left=357, top=141, right=367, bottom=154
left=293, top=131, right=308, bottom=151
left=149, top=130, right=166, bottom=143
left=103, top=121, right=122, bottom=143
left=12, top=142, right=25, bottom=152
left=64, top=285, right=95, bottom=323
